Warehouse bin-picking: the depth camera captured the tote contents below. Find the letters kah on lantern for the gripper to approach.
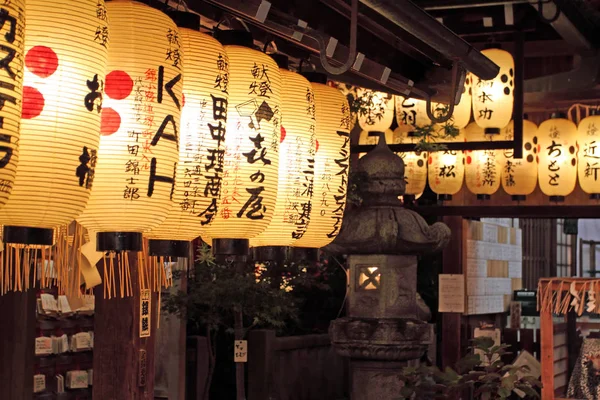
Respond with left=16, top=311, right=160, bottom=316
left=328, top=130, right=350, bottom=238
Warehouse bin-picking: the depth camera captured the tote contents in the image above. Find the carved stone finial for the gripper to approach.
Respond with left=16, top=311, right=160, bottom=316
left=326, top=133, right=450, bottom=255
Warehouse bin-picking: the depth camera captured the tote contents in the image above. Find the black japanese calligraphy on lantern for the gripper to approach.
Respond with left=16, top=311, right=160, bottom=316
left=0, top=7, right=18, bottom=80
left=237, top=186, right=266, bottom=219
left=76, top=146, right=97, bottom=189
left=439, top=164, right=456, bottom=178
left=478, top=108, right=494, bottom=120
left=546, top=140, right=562, bottom=186
left=327, top=131, right=350, bottom=238
left=214, top=53, right=229, bottom=94
left=248, top=63, right=272, bottom=98
left=504, top=160, right=515, bottom=187
left=84, top=74, right=103, bottom=113
left=243, top=133, right=271, bottom=165
left=94, top=25, right=108, bottom=48
left=584, top=140, right=600, bottom=181
left=165, top=28, right=181, bottom=69
left=482, top=151, right=496, bottom=187
left=292, top=158, right=315, bottom=239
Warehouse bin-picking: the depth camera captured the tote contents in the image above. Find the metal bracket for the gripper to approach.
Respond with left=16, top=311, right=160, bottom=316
left=425, top=60, right=465, bottom=124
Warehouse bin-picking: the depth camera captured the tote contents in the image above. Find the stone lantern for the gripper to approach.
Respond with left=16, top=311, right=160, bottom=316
left=327, top=134, right=450, bottom=400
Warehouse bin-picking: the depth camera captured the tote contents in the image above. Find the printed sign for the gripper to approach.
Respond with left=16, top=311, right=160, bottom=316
left=139, top=289, right=151, bottom=338
left=234, top=340, right=248, bottom=363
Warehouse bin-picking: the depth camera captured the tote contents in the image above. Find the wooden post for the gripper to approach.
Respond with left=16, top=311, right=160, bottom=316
left=93, top=252, right=157, bottom=399
left=248, top=329, right=276, bottom=400
left=0, top=289, right=36, bottom=400
left=540, top=288, right=554, bottom=400
left=441, top=216, right=464, bottom=369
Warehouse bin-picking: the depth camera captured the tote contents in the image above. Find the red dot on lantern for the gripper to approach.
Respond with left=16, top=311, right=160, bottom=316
left=428, top=156, right=433, bottom=165
left=101, top=107, right=121, bottom=136
left=315, top=139, right=319, bottom=153
left=21, top=86, right=45, bottom=119
left=105, top=70, right=133, bottom=100
left=280, top=126, right=286, bottom=143
left=536, top=155, right=539, bottom=164
left=466, top=155, right=472, bottom=165
left=25, top=46, right=59, bottom=78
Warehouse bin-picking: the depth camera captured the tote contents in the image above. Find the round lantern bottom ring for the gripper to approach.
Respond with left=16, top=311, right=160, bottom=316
left=290, top=247, right=319, bottom=263
left=590, top=194, right=600, bottom=201
left=476, top=194, right=491, bottom=201
left=148, top=239, right=190, bottom=258
left=549, top=196, right=566, bottom=203
left=438, top=194, right=453, bottom=202
left=211, top=239, right=250, bottom=257
left=251, top=246, right=288, bottom=263
left=3, top=226, right=54, bottom=246
left=97, top=232, right=143, bottom=252
left=511, top=195, right=527, bottom=202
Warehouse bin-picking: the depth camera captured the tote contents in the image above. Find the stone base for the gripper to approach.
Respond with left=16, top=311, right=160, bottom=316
left=350, top=360, right=407, bottom=400
left=329, top=317, right=432, bottom=361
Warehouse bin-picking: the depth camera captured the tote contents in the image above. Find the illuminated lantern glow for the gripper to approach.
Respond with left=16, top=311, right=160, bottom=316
left=433, top=76, right=472, bottom=129
left=145, top=20, right=229, bottom=259
left=391, top=126, right=427, bottom=198
left=537, top=114, right=578, bottom=200
left=77, top=1, right=181, bottom=296
left=428, top=129, right=465, bottom=199
left=500, top=119, right=539, bottom=200
left=472, top=48, right=514, bottom=134
left=292, top=76, right=351, bottom=249
left=0, top=0, right=24, bottom=210
left=577, top=112, right=600, bottom=198
left=0, top=0, right=108, bottom=294
left=464, top=122, right=502, bottom=198
left=395, top=96, right=430, bottom=128
left=0, top=0, right=108, bottom=238
left=200, top=32, right=282, bottom=244
left=356, top=89, right=393, bottom=132
left=250, top=61, right=316, bottom=248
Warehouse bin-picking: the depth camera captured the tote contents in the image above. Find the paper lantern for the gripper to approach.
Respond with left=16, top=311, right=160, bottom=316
left=200, top=33, right=282, bottom=243
left=500, top=119, right=539, bottom=199
left=464, top=122, right=502, bottom=198
left=395, top=96, right=429, bottom=128
left=472, top=48, right=514, bottom=134
left=77, top=1, right=181, bottom=257
left=0, top=0, right=108, bottom=245
left=356, top=89, right=393, bottom=132
left=428, top=129, right=465, bottom=199
left=250, top=65, right=316, bottom=248
left=292, top=77, right=350, bottom=249
left=0, top=0, right=24, bottom=211
left=145, top=23, right=229, bottom=258
left=577, top=112, right=600, bottom=198
left=537, top=114, right=577, bottom=200
left=390, top=126, right=427, bottom=197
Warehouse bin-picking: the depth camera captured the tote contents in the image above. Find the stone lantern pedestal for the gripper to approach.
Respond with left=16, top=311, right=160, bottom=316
left=326, top=134, right=450, bottom=399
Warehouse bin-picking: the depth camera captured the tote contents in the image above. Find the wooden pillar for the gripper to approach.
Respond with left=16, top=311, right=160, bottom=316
left=93, top=252, right=157, bottom=399
left=248, top=329, right=276, bottom=400
left=0, top=289, right=36, bottom=400
left=540, top=290, right=554, bottom=400
left=441, top=216, right=464, bottom=369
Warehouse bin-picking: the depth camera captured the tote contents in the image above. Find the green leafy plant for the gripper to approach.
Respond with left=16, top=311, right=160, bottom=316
left=397, top=337, right=542, bottom=400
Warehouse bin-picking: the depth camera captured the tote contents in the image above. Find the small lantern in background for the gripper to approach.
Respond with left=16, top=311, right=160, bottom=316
left=577, top=110, right=600, bottom=199
left=464, top=122, right=502, bottom=199
left=291, top=73, right=351, bottom=255
left=0, top=0, right=108, bottom=293
left=395, top=96, right=429, bottom=128
left=472, top=48, right=514, bottom=134
left=250, top=56, right=316, bottom=251
left=0, top=0, right=25, bottom=210
left=501, top=119, right=539, bottom=201
left=390, top=126, right=427, bottom=200
left=77, top=0, right=182, bottom=296
left=144, top=14, right=229, bottom=270
left=427, top=129, right=465, bottom=201
left=537, top=113, right=577, bottom=201
left=200, top=30, right=282, bottom=255
left=356, top=89, right=393, bottom=133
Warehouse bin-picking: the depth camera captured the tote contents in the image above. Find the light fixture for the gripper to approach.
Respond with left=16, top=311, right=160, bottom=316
left=500, top=118, right=539, bottom=201
left=291, top=72, right=351, bottom=259
left=537, top=113, right=577, bottom=202
left=0, top=0, right=108, bottom=293
left=77, top=0, right=182, bottom=296
left=391, top=125, right=427, bottom=201
left=472, top=48, right=514, bottom=134
left=394, top=96, right=429, bottom=128
left=199, top=30, right=282, bottom=258
left=427, top=129, right=465, bottom=201
left=577, top=109, right=600, bottom=199
left=145, top=13, right=229, bottom=261
left=356, top=89, right=394, bottom=133
left=464, top=122, right=502, bottom=200
left=249, top=55, right=316, bottom=257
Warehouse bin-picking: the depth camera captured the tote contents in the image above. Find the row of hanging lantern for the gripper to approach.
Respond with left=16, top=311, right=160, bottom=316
left=0, top=0, right=351, bottom=296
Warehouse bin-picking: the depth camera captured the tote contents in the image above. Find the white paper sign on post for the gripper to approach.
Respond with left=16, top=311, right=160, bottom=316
left=234, top=340, right=248, bottom=363
left=139, top=289, right=151, bottom=338
left=439, top=274, right=465, bottom=313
